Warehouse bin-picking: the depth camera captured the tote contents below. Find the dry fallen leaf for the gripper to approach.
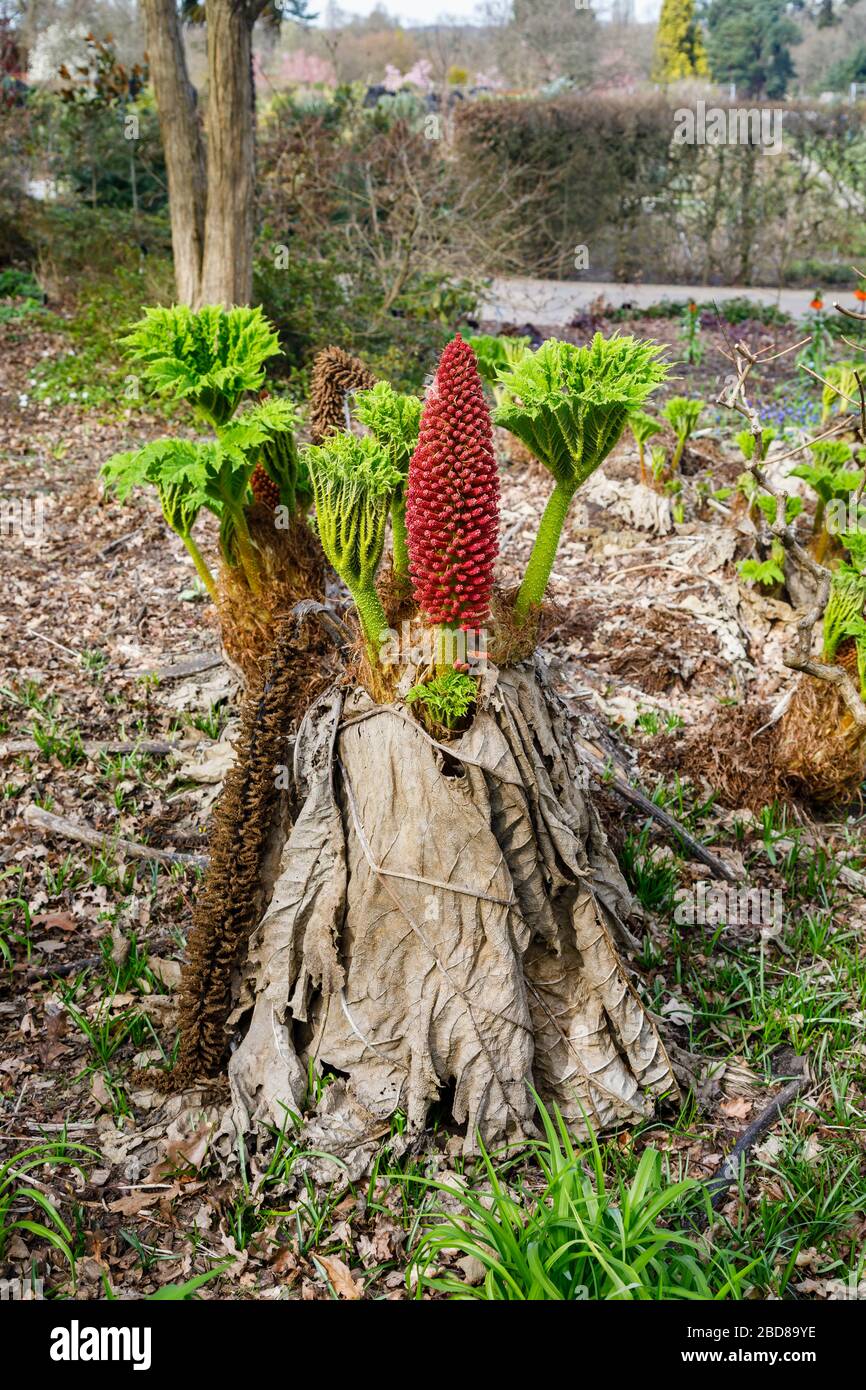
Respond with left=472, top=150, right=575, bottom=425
left=661, top=996, right=694, bottom=1026
left=316, top=1254, right=363, bottom=1300
left=90, top=1071, right=113, bottom=1111
left=719, top=1095, right=753, bottom=1121
left=456, top=1255, right=486, bottom=1286
left=33, top=911, right=78, bottom=933
left=147, top=956, right=182, bottom=989
left=802, top=1134, right=822, bottom=1164
left=152, top=1121, right=214, bottom=1177
left=108, top=1189, right=161, bottom=1216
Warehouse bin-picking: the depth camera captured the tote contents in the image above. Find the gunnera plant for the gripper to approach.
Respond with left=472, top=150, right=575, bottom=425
left=165, top=330, right=677, bottom=1172
left=820, top=362, right=861, bottom=425
left=105, top=306, right=324, bottom=684
left=822, top=566, right=866, bottom=695
left=735, top=426, right=776, bottom=465
left=628, top=410, right=663, bottom=485
left=662, top=396, right=705, bottom=472
left=405, top=670, right=478, bottom=737
left=791, top=440, right=864, bottom=564
left=102, top=440, right=219, bottom=600
left=736, top=481, right=802, bottom=590
left=121, top=304, right=281, bottom=428
left=495, top=334, right=668, bottom=621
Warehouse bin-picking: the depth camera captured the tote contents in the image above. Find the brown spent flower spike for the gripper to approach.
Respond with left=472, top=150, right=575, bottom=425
left=309, top=346, right=377, bottom=444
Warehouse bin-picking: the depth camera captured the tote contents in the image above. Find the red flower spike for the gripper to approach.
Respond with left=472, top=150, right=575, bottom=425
left=406, top=335, right=499, bottom=630
left=250, top=461, right=279, bottom=508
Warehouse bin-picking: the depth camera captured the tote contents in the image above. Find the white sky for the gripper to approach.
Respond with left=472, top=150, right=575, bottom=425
left=316, top=1, right=661, bottom=28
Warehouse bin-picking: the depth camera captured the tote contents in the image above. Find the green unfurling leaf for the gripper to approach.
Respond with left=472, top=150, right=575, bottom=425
left=755, top=492, right=803, bottom=526
left=496, top=335, right=667, bottom=622
left=738, top=540, right=786, bottom=590
left=791, top=462, right=864, bottom=506
left=120, top=304, right=281, bottom=426
left=103, top=439, right=215, bottom=509
left=495, top=334, right=668, bottom=489
left=217, top=396, right=299, bottom=455
left=406, top=671, right=478, bottom=733
left=303, top=432, right=402, bottom=648
left=663, top=396, right=705, bottom=440
left=628, top=410, right=663, bottom=449
left=219, top=396, right=303, bottom=511
left=353, top=381, right=422, bottom=477
left=823, top=571, right=866, bottom=665
left=808, top=439, right=854, bottom=471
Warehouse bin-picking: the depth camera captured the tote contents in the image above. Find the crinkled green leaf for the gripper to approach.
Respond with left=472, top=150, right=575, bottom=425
left=494, top=334, right=668, bottom=487
left=662, top=396, right=705, bottom=441
left=303, top=432, right=400, bottom=587
left=120, top=305, right=281, bottom=423
left=217, top=396, right=300, bottom=454
left=353, top=381, right=422, bottom=479
left=628, top=410, right=663, bottom=448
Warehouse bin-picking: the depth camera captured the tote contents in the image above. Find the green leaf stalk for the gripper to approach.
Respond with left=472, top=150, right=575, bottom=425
left=495, top=334, right=668, bottom=621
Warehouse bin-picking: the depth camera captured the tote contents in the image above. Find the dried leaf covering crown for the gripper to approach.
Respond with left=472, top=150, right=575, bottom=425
left=406, top=334, right=500, bottom=629
left=309, top=346, right=377, bottom=444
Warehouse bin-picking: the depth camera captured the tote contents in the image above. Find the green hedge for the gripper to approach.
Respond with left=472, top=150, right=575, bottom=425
left=454, top=94, right=866, bottom=287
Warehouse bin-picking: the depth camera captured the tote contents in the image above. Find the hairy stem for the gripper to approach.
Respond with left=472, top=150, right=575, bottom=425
left=814, top=523, right=831, bottom=565
left=433, top=623, right=462, bottom=671
left=352, top=583, right=391, bottom=658
left=181, top=531, right=218, bottom=600
left=515, top=479, right=576, bottom=621
left=233, top=508, right=265, bottom=601
left=813, top=497, right=826, bottom=541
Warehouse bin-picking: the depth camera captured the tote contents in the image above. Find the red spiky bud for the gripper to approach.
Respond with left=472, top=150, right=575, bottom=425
left=250, top=461, right=279, bottom=508
left=406, top=335, right=499, bottom=629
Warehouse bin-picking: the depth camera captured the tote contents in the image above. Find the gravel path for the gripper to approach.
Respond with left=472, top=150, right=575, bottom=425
left=480, top=277, right=859, bottom=326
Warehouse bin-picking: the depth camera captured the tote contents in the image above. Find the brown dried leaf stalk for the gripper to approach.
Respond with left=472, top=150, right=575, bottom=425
left=168, top=610, right=342, bottom=1086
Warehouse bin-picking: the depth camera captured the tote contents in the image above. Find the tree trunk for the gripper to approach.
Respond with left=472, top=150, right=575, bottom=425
left=141, top=0, right=207, bottom=306
left=200, top=0, right=256, bottom=307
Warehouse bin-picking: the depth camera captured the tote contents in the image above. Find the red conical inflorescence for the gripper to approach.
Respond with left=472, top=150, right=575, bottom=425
left=250, top=461, right=280, bottom=509
left=406, top=334, right=499, bottom=630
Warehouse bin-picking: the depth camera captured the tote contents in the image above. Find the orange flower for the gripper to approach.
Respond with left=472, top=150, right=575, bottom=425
left=810, top=295, right=824, bottom=311
left=855, top=286, right=866, bottom=303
